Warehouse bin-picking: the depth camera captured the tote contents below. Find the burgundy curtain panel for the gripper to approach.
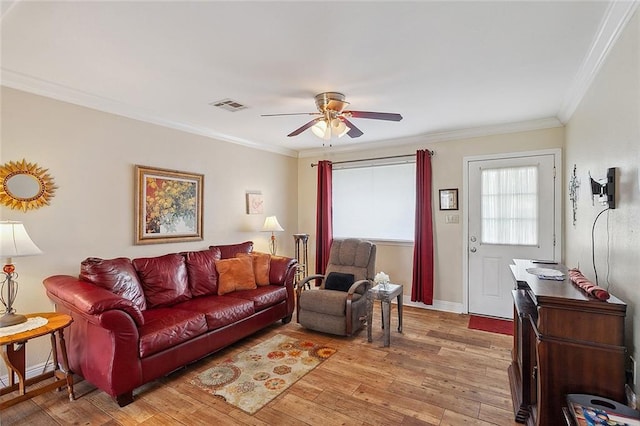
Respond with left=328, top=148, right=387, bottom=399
left=412, top=150, right=434, bottom=305
left=315, top=160, right=333, bottom=277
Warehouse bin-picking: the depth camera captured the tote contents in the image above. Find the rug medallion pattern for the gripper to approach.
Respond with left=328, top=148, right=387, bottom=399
left=190, top=334, right=336, bottom=414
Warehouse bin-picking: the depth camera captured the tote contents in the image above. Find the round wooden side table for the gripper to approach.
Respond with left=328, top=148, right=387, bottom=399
left=0, top=312, right=74, bottom=409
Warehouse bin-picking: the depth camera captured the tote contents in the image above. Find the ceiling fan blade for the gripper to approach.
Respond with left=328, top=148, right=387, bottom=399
left=346, top=111, right=403, bottom=121
left=261, top=112, right=320, bottom=117
left=287, top=118, right=322, bottom=137
left=342, top=118, right=364, bottom=138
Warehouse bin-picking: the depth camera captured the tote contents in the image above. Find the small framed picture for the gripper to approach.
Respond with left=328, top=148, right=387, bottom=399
left=246, top=191, right=264, bottom=214
left=439, top=188, right=458, bottom=210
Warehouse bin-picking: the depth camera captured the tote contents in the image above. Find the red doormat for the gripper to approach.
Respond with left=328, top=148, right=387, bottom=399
left=468, top=315, right=513, bottom=336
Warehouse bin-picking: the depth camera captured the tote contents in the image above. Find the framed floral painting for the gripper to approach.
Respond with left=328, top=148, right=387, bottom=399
left=135, top=165, right=204, bottom=244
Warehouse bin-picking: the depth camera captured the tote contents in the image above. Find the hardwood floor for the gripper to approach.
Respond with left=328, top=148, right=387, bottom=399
left=0, top=306, right=517, bottom=425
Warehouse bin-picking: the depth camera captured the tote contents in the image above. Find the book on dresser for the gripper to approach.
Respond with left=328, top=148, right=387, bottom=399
left=508, top=259, right=627, bottom=426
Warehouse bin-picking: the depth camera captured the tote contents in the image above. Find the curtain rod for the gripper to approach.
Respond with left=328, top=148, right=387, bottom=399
left=310, top=151, right=434, bottom=167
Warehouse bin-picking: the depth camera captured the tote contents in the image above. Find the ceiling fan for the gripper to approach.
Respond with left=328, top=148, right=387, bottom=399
left=261, top=92, right=403, bottom=140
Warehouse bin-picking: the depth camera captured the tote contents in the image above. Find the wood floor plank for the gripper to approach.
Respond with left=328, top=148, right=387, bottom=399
left=1, top=307, right=517, bottom=425
left=353, top=383, right=445, bottom=425
left=478, top=402, right=520, bottom=425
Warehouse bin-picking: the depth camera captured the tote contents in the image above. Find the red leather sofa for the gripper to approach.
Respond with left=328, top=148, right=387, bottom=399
left=43, top=241, right=297, bottom=406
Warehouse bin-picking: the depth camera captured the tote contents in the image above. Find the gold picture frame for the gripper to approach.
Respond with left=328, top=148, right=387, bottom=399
left=135, top=165, right=203, bottom=245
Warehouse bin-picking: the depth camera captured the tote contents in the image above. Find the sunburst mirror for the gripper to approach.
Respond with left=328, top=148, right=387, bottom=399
left=0, top=159, right=57, bottom=212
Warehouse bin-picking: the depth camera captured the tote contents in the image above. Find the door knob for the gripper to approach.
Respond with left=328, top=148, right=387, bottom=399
left=470, top=236, right=477, bottom=242
left=470, top=247, right=477, bottom=253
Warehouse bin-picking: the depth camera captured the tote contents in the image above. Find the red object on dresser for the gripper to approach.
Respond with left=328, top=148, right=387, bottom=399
left=43, top=241, right=297, bottom=407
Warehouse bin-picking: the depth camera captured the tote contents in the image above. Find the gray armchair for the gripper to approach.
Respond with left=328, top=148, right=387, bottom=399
left=296, top=238, right=376, bottom=336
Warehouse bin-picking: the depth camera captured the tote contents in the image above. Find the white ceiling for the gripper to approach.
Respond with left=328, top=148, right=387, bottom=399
left=1, top=1, right=636, bottom=157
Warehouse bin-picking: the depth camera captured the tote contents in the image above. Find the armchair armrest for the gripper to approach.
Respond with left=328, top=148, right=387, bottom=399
left=298, top=274, right=324, bottom=292
left=347, top=279, right=371, bottom=296
left=346, top=279, right=372, bottom=335
left=43, top=275, right=145, bottom=326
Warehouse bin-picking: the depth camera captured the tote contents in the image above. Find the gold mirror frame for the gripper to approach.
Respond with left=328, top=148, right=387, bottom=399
left=0, top=159, right=57, bottom=212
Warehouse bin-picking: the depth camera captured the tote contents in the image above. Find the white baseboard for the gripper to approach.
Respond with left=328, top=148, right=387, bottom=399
left=400, top=298, right=465, bottom=314
left=0, top=361, right=53, bottom=387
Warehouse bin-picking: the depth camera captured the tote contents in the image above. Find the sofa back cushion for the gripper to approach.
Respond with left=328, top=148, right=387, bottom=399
left=184, top=247, right=221, bottom=297
left=210, top=241, right=253, bottom=259
left=133, top=253, right=191, bottom=308
left=214, top=256, right=257, bottom=295
left=236, top=252, right=271, bottom=286
left=80, top=257, right=147, bottom=310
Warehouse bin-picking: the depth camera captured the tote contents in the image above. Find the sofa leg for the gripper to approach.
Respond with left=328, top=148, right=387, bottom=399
left=282, top=314, right=293, bottom=324
left=116, top=392, right=134, bottom=407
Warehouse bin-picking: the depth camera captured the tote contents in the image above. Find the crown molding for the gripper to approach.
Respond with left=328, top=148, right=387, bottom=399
left=558, top=0, right=639, bottom=123
left=0, top=70, right=299, bottom=158
left=297, top=117, right=563, bottom=158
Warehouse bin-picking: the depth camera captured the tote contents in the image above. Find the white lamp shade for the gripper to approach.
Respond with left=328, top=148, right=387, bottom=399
left=0, top=221, right=42, bottom=259
left=330, top=118, right=349, bottom=138
left=311, top=120, right=331, bottom=140
left=262, top=216, right=284, bottom=232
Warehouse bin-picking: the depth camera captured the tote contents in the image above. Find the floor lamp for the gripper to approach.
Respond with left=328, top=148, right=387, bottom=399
left=0, top=221, right=42, bottom=328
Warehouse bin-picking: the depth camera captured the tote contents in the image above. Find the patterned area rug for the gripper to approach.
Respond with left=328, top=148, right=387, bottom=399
left=468, top=315, right=513, bottom=336
left=189, top=334, right=336, bottom=414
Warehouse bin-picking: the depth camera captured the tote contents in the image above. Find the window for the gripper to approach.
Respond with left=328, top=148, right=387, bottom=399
left=332, top=162, right=416, bottom=241
left=481, top=165, right=538, bottom=245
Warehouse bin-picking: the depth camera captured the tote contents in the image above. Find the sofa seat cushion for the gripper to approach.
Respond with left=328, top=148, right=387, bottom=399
left=226, top=285, right=287, bottom=311
left=139, top=308, right=208, bottom=358
left=174, top=296, right=255, bottom=331
left=299, top=290, right=362, bottom=316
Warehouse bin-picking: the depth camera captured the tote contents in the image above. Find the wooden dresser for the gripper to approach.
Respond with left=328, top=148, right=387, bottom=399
left=508, top=259, right=627, bottom=425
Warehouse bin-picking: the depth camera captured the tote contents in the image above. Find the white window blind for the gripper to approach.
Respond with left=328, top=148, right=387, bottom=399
left=481, top=165, right=538, bottom=245
left=332, top=162, right=416, bottom=241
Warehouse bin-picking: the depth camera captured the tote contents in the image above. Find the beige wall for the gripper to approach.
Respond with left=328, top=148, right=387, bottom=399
left=297, top=127, right=564, bottom=310
left=0, top=87, right=298, bottom=373
left=564, top=10, right=640, bottom=389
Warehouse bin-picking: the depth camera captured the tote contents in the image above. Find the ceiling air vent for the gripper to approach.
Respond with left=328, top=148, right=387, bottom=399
left=210, top=98, right=248, bottom=112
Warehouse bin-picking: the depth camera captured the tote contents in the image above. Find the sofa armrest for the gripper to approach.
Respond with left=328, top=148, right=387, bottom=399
left=268, top=256, right=297, bottom=285
left=268, top=256, right=297, bottom=317
left=43, top=275, right=145, bottom=326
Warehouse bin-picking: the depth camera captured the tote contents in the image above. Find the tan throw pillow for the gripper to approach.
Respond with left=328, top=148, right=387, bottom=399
left=237, top=252, right=271, bottom=286
left=215, top=256, right=256, bottom=295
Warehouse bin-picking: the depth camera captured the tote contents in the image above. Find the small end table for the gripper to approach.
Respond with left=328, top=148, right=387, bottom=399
left=0, top=312, right=74, bottom=409
left=366, top=283, right=403, bottom=347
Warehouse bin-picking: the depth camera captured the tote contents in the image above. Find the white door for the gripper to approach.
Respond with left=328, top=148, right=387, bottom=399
left=467, top=152, right=558, bottom=318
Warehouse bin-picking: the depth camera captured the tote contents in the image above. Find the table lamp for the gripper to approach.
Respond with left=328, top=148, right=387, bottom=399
left=0, top=221, right=42, bottom=328
left=262, top=216, right=284, bottom=255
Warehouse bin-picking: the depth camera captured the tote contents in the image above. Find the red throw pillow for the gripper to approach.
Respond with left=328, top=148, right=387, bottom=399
left=236, top=252, right=271, bottom=286
left=133, top=253, right=191, bottom=308
left=214, top=256, right=256, bottom=295
left=184, top=247, right=221, bottom=296
left=80, top=257, right=147, bottom=310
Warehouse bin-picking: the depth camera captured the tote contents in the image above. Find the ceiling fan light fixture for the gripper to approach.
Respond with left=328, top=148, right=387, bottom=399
left=330, top=118, right=349, bottom=138
left=311, top=120, right=331, bottom=140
